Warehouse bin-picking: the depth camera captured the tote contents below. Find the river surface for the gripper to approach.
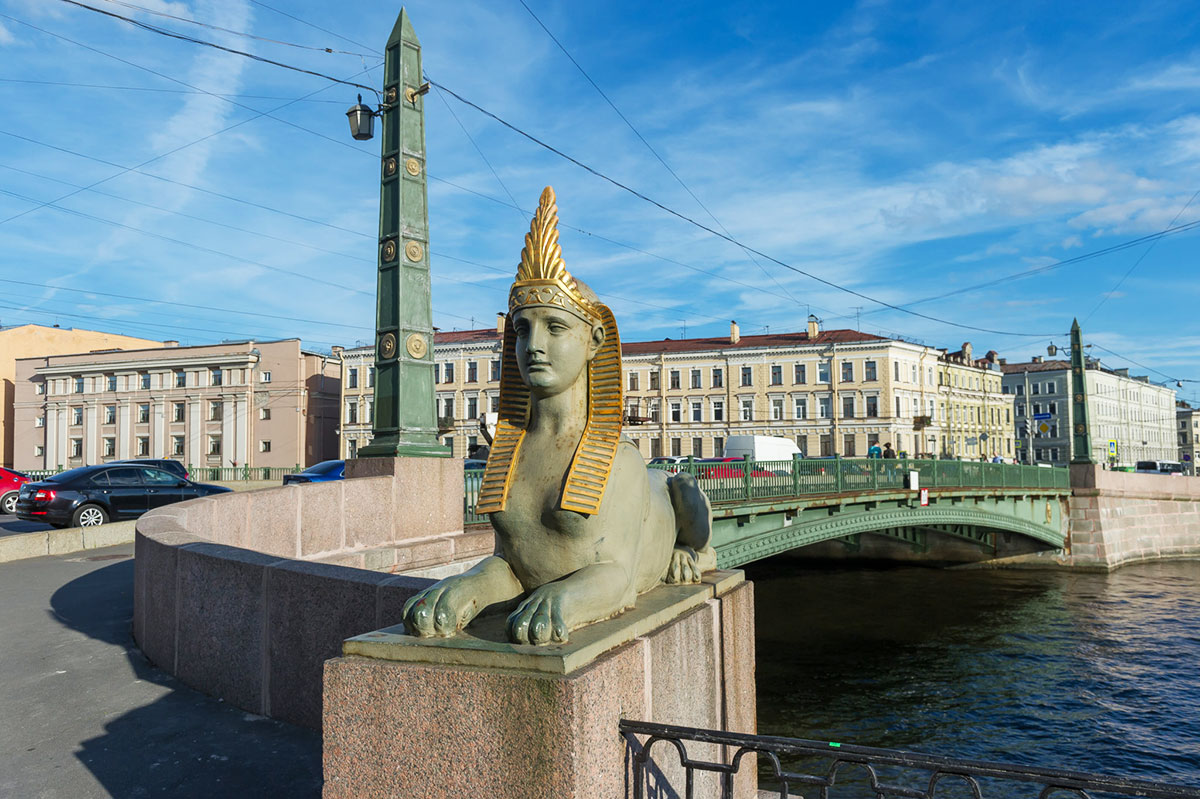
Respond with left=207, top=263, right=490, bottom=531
left=748, top=558, right=1200, bottom=788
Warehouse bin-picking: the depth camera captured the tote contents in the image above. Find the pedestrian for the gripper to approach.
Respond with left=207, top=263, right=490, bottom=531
left=867, top=441, right=882, bottom=459
left=882, top=442, right=896, bottom=459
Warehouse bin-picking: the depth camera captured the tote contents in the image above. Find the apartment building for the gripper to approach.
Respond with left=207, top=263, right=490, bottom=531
left=337, top=345, right=377, bottom=459
left=1001, top=357, right=1177, bottom=467
left=392, top=315, right=1013, bottom=461
left=1178, top=402, right=1200, bottom=475
left=13, top=339, right=340, bottom=471
left=0, top=324, right=163, bottom=468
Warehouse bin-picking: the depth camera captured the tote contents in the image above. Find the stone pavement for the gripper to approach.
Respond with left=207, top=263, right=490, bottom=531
left=0, top=543, right=322, bottom=798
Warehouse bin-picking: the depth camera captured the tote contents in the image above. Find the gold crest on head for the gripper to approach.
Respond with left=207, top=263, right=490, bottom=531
left=509, top=187, right=599, bottom=324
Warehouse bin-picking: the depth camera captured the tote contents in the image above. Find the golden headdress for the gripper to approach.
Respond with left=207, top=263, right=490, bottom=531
left=475, top=187, right=623, bottom=516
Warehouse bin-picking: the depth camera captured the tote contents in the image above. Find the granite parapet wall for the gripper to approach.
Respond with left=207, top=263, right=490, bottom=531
left=132, top=457, right=466, bottom=729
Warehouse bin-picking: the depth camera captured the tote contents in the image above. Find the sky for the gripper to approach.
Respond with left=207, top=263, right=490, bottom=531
left=1, top=0, right=1199, bottom=404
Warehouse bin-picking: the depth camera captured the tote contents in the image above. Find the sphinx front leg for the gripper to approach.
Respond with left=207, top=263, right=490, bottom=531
left=506, top=562, right=634, bottom=645
left=404, top=555, right=524, bottom=637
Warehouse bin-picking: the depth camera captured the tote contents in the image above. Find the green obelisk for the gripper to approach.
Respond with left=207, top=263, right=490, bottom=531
left=359, top=9, right=450, bottom=459
left=1069, top=318, right=1093, bottom=465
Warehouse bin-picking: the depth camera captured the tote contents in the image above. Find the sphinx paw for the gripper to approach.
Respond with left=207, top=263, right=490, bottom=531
left=506, top=584, right=570, bottom=645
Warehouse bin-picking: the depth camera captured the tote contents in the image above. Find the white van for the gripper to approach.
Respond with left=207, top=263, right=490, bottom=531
left=1135, top=460, right=1183, bottom=475
left=721, top=435, right=801, bottom=463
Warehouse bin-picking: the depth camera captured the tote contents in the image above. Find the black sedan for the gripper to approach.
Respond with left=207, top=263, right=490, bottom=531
left=15, top=464, right=232, bottom=528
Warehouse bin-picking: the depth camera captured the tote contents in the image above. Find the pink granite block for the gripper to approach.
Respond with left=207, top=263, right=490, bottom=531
left=266, top=559, right=392, bottom=729
left=245, top=484, right=302, bottom=558
left=393, top=457, right=464, bottom=541
left=342, top=476, right=394, bottom=549
left=395, top=538, right=454, bottom=571
left=134, top=530, right=204, bottom=672
left=452, top=529, right=496, bottom=560
left=299, top=480, right=345, bottom=556
left=322, top=640, right=647, bottom=799
left=205, top=490, right=250, bottom=547
left=175, top=543, right=283, bottom=715
left=361, top=546, right=397, bottom=572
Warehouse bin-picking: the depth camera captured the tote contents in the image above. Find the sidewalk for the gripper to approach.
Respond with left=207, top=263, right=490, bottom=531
left=0, top=544, right=322, bottom=798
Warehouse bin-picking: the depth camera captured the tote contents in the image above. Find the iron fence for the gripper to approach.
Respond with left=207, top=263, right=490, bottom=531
left=621, top=720, right=1200, bottom=799
left=18, top=464, right=300, bottom=482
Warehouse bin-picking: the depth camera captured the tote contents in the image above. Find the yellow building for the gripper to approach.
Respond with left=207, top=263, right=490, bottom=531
left=351, top=315, right=1014, bottom=461
left=0, top=324, right=163, bottom=468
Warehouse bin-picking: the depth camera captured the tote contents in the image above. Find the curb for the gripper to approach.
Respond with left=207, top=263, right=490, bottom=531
left=0, top=520, right=136, bottom=563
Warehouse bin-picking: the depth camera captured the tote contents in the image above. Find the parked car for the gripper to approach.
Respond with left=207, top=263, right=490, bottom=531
left=696, top=457, right=775, bottom=479
left=113, top=458, right=189, bottom=480
left=15, top=464, right=231, bottom=528
left=282, top=460, right=346, bottom=484
left=1, top=466, right=31, bottom=515
left=464, top=459, right=488, bottom=470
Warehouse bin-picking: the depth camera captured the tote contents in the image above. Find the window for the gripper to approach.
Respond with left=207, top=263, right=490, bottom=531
left=690, top=369, right=702, bottom=389
left=712, top=400, right=724, bottom=422
left=740, top=398, right=753, bottom=421
left=896, top=397, right=902, bottom=417
left=208, top=435, right=221, bottom=456
left=771, top=365, right=782, bottom=385
left=367, top=400, right=374, bottom=424
left=434, top=363, right=441, bottom=382
left=347, top=402, right=358, bottom=424
left=713, top=437, right=724, bottom=456
left=818, top=362, right=830, bottom=383
left=1017, top=402, right=1025, bottom=416
left=912, top=365, right=918, bottom=383
left=444, top=363, right=455, bottom=383
left=866, top=396, right=878, bottom=417
left=1046, top=381, right=1056, bottom=394
left=712, top=368, right=723, bottom=388
left=137, top=437, right=149, bottom=457
left=490, top=395, right=500, bottom=413
left=627, top=399, right=639, bottom=419
left=490, top=360, right=500, bottom=381
left=691, top=401, right=702, bottom=422
left=71, top=438, right=82, bottom=458
left=175, top=370, right=186, bottom=388
left=670, top=438, right=682, bottom=457
left=894, top=362, right=901, bottom=381
left=211, top=368, right=223, bottom=387
left=74, top=377, right=84, bottom=394
left=140, top=372, right=151, bottom=389
left=104, top=405, right=116, bottom=425
left=369, top=367, right=376, bottom=388
left=36, top=382, right=46, bottom=395
left=467, top=362, right=477, bottom=383
left=741, top=366, right=753, bottom=386
left=842, top=396, right=855, bottom=419
left=442, top=398, right=454, bottom=418
left=1032, top=382, right=1040, bottom=395
left=260, top=371, right=272, bottom=383
left=844, top=435, right=856, bottom=457
left=210, top=401, right=223, bottom=422
left=347, top=368, right=358, bottom=389
left=670, top=402, right=681, bottom=423
left=260, top=440, right=272, bottom=453
left=35, top=415, right=44, bottom=428
left=692, top=437, right=703, bottom=457
left=35, top=445, right=44, bottom=457
left=819, top=397, right=831, bottom=419
left=771, top=398, right=784, bottom=420
left=172, top=435, right=185, bottom=456
left=649, top=371, right=660, bottom=390
left=650, top=438, right=662, bottom=458
left=1049, top=401, right=1058, bottom=414
left=794, top=363, right=806, bottom=384
left=794, top=398, right=808, bottom=419
left=649, top=400, right=660, bottom=422
left=174, top=402, right=185, bottom=423
left=669, top=370, right=681, bottom=390
left=467, top=396, right=478, bottom=419
left=820, top=434, right=832, bottom=457
left=107, top=374, right=117, bottom=392
left=103, top=437, right=115, bottom=457
left=139, top=403, right=150, bottom=423
left=841, top=362, right=854, bottom=383
left=72, top=407, right=83, bottom=426
left=628, top=372, right=639, bottom=391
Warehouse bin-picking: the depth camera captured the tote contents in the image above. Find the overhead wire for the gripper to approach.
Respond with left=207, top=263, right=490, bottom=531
left=0, top=77, right=351, bottom=104
left=245, top=0, right=381, bottom=56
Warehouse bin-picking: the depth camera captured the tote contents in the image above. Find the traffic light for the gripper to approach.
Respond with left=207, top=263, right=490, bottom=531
left=1021, top=419, right=1031, bottom=437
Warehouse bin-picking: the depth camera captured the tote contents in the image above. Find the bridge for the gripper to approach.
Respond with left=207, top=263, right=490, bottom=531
left=466, top=458, right=1072, bottom=567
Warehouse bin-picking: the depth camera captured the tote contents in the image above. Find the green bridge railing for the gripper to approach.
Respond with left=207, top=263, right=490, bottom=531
left=21, top=465, right=301, bottom=482
left=463, top=458, right=1069, bottom=524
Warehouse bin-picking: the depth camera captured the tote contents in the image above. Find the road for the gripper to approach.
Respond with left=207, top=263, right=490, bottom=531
left=0, top=512, right=51, bottom=537
left=0, top=543, right=323, bottom=797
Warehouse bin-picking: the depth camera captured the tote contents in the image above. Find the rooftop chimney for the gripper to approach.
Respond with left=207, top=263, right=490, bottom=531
left=962, top=342, right=973, bottom=363
left=730, top=320, right=740, bottom=345
left=163, top=340, right=179, bottom=348
left=807, top=314, right=820, bottom=339
left=998, top=358, right=1007, bottom=366
left=496, top=312, right=506, bottom=335
left=331, top=345, right=344, bottom=358
left=1031, top=356, right=1042, bottom=364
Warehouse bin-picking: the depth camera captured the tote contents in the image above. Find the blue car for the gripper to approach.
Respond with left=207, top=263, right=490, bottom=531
left=282, top=460, right=345, bottom=484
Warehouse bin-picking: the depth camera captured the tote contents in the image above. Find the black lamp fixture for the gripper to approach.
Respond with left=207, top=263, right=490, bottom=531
left=346, top=94, right=375, bottom=141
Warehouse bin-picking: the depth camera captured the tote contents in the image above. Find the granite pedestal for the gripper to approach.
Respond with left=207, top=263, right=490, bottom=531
left=322, top=570, right=756, bottom=798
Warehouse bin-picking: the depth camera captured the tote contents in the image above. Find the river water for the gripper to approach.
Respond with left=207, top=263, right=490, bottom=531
left=748, top=558, right=1200, bottom=787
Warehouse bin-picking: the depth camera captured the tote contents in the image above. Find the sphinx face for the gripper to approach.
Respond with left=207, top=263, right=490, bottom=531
left=512, top=306, right=600, bottom=397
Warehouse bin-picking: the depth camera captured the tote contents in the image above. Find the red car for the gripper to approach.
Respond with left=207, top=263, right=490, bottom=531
left=697, top=458, right=776, bottom=479
left=1, top=467, right=32, bottom=515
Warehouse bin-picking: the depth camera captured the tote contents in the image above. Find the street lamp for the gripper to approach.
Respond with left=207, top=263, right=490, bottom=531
left=346, top=94, right=376, bottom=141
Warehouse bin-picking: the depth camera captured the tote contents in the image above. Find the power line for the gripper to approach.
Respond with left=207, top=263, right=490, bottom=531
left=425, top=76, right=1052, bottom=338
left=514, top=0, right=805, bottom=311
left=0, top=77, right=350, bottom=104
left=96, top=0, right=377, bottom=57
left=245, top=0, right=380, bottom=56
left=52, top=0, right=378, bottom=94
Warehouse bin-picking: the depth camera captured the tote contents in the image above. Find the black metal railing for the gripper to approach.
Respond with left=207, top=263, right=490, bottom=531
left=621, top=720, right=1200, bottom=799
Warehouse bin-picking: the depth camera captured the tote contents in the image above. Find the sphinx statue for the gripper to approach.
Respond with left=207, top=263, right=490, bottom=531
left=403, top=186, right=716, bottom=645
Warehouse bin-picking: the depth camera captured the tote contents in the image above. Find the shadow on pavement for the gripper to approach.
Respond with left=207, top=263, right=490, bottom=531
left=49, top=558, right=323, bottom=797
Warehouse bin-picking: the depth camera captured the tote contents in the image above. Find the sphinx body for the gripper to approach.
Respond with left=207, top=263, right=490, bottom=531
left=402, top=188, right=714, bottom=645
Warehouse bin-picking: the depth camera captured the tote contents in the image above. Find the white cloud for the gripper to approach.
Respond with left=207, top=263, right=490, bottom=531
left=0, top=22, right=15, bottom=45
